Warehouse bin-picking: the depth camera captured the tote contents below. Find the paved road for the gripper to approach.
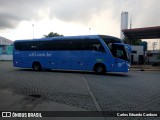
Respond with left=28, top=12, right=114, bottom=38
left=0, top=61, right=160, bottom=120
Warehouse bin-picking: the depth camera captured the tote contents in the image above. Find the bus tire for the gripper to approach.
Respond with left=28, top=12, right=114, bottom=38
left=32, top=62, right=41, bottom=71
left=94, top=63, right=106, bottom=74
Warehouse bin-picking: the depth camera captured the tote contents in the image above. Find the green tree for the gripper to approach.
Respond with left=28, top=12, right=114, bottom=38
left=123, top=37, right=142, bottom=45
left=123, top=37, right=130, bottom=44
left=43, top=32, right=63, bottom=38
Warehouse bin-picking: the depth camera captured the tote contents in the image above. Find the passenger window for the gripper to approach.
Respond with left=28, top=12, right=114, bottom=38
left=67, top=39, right=84, bottom=50
left=85, top=39, right=105, bottom=52
left=98, top=45, right=105, bottom=52
left=14, top=42, right=22, bottom=50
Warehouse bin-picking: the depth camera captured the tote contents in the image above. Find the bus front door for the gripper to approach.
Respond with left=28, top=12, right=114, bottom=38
left=112, top=43, right=129, bottom=72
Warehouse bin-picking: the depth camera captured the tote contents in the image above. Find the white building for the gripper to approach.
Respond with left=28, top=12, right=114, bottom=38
left=130, top=46, right=144, bottom=65
left=0, top=36, right=13, bottom=45
left=0, top=36, right=13, bottom=60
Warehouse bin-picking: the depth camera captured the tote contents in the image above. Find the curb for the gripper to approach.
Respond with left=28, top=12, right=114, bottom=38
left=130, top=68, right=160, bottom=71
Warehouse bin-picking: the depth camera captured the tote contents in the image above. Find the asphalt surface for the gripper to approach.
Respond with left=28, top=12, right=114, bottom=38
left=0, top=61, right=160, bottom=120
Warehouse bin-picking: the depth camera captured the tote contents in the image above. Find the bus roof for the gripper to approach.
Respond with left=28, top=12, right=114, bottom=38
left=14, top=35, right=121, bottom=42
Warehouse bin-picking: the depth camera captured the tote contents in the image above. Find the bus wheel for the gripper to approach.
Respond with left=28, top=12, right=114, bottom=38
left=32, top=62, right=41, bottom=71
left=94, top=64, right=106, bottom=74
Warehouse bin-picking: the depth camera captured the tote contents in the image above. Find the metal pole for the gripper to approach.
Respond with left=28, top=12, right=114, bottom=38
left=32, top=24, right=34, bottom=39
left=89, top=28, right=91, bottom=35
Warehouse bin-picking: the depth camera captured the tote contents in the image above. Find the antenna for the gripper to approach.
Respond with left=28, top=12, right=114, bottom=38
left=130, top=15, right=132, bottom=29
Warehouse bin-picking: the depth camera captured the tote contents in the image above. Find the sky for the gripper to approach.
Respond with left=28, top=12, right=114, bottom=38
left=0, top=0, right=160, bottom=49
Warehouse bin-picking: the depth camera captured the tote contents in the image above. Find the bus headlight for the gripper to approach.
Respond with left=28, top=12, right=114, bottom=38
left=126, top=63, right=130, bottom=70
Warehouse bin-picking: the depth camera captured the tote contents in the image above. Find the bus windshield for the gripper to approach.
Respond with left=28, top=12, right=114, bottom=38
left=111, top=43, right=129, bottom=61
left=100, top=36, right=129, bottom=61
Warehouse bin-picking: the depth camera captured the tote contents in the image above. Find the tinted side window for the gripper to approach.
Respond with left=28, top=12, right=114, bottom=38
left=38, top=41, right=54, bottom=50
left=14, top=42, right=34, bottom=51
left=68, top=40, right=84, bottom=50
left=54, top=40, right=68, bottom=50
left=14, top=42, right=22, bottom=50
left=15, top=41, right=54, bottom=51
left=29, top=41, right=38, bottom=50
left=53, top=39, right=84, bottom=50
left=85, top=39, right=105, bottom=52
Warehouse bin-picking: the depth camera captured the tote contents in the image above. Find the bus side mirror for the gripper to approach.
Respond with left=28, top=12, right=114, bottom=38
left=124, top=44, right=132, bottom=53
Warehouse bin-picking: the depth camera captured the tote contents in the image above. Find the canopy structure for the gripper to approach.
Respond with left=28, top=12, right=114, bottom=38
left=122, top=26, right=160, bottom=40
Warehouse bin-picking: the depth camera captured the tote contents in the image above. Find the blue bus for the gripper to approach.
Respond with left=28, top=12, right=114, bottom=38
left=13, top=35, right=131, bottom=73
